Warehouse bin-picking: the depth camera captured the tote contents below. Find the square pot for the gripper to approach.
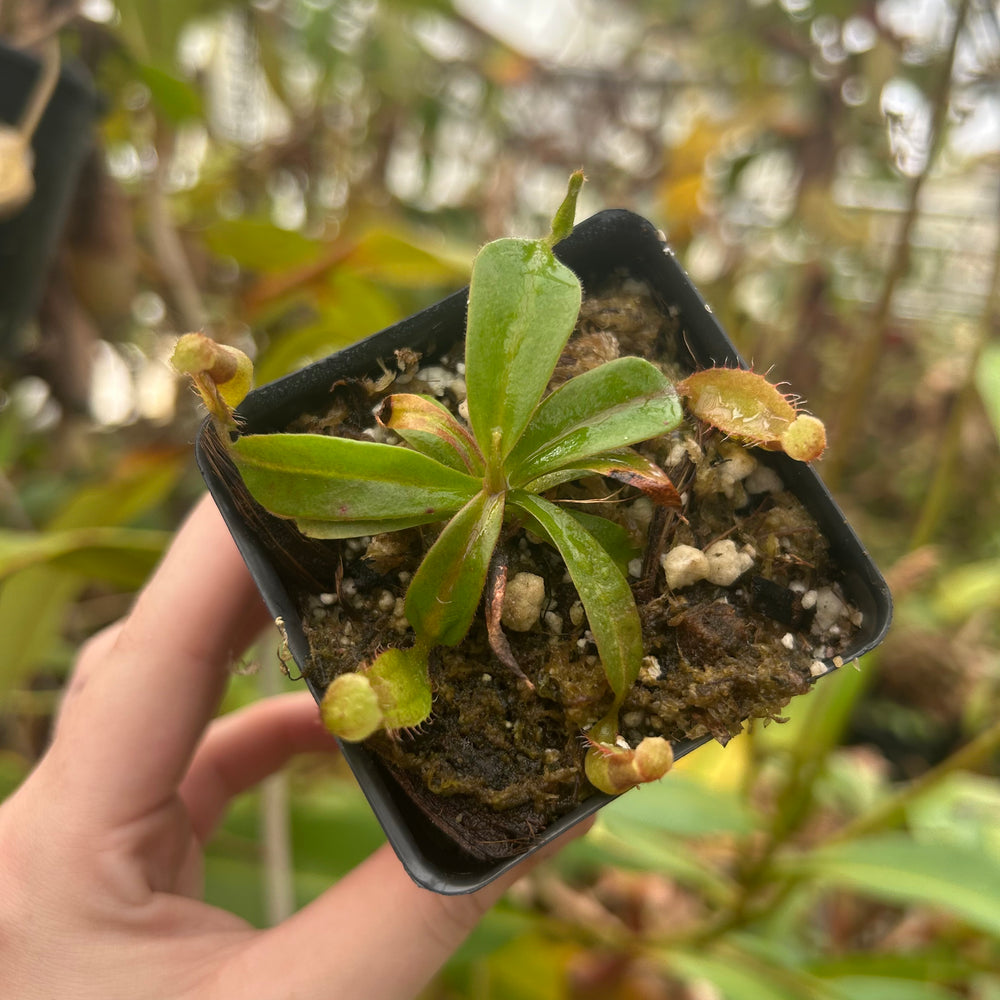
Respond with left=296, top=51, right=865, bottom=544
left=197, top=208, right=893, bottom=894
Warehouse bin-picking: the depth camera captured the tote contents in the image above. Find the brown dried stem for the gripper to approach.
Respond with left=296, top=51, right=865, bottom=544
left=145, top=124, right=209, bottom=332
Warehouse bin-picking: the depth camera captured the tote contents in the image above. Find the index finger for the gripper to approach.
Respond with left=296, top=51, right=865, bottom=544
left=47, top=494, right=272, bottom=830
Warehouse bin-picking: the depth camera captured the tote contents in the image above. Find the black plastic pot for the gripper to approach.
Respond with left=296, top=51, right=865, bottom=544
left=0, top=41, right=97, bottom=352
left=197, top=209, right=893, bottom=895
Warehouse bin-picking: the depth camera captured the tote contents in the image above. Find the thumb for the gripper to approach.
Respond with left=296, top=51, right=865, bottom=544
left=218, top=823, right=591, bottom=1000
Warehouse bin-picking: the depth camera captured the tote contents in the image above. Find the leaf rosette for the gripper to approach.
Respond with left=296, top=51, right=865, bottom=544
left=175, top=172, right=827, bottom=797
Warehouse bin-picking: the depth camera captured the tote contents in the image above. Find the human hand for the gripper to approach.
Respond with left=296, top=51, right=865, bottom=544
left=0, top=496, right=577, bottom=999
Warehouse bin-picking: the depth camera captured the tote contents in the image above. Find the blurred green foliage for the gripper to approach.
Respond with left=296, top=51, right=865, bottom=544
left=1, top=0, right=999, bottom=996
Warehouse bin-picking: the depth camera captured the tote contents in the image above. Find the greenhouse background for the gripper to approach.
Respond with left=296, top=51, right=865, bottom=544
left=1, top=0, right=1000, bottom=996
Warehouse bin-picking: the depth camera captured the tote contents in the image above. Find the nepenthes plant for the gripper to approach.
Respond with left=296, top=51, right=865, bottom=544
left=175, top=172, right=826, bottom=796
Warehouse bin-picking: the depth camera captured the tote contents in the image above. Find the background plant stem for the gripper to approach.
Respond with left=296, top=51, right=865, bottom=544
left=824, top=714, right=1000, bottom=846
left=145, top=122, right=209, bottom=333
left=910, top=175, right=1000, bottom=548
left=825, top=0, right=970, bottom=488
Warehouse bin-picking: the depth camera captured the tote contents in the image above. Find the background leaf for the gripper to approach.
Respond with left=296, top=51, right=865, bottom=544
left=0, top=527, right=168, bottom=585
left=825, top=977, right=961, bottom=1000
left=975, top=342, right=1000, bottom=443
left=203, top=768, right=385, bottom=927
left=931, top=557, right=1000, bottom=624
left=253, top=272, right=401, bottom=383
left=205, top=220, right=324, bottom=274
left=783, top=835, right=1000, bottom=937
left=340, top=228, right=470, bottom=287
left=602, top=772, right=758, bottom=837
left=662, top=946, right=839, bottom=1000
left=476, top=935, right=577, bottom=1000
left=136, top=64, right=204, bottom=123
left=0, top=453, right=182, bottom=700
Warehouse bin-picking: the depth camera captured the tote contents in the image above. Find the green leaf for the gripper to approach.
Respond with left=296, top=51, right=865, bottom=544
left=378, top=394, right=484, bottom=475
left=254, top=272, right=400, bottom=383
left=446, top=908, right=539, bottom=971
left=603, top=772, right=758, bottom=837
left=510, top=491, right=642, bottom=701
left=464, top=238, right=581, bottom=461
left=115, top=0, right=232, bottom=68
left=405, top=491, right=505, bottom=646
left=507, top=357, right=682, bottom=483
left=932, top=557, right=1000, bottom=624
left=0, top=454, right=182, bottom=697
left=231, top=432, right=480, bottom=535
left=807, top=949, right=978, bottom=982
left=545, top=169, right=584, bottom=246
left=825, top=977, right=961, bottom=1000
left=972, top=976, right=1000, bottom=1000
left=32, top=539, right=167, bottom=588
left=343, top=228, right=470, bottom=287
left=782, top=834, right=1000, bottom=937
left=254, top=317, right=361, bottom=385
left=293, top=514, right=452, bottom=541
left=204, top=219, right=324, bottom=273
left=49, top=453, right=183, bottom=530
left=0, top=571, right=76, bottom=699
left=975, top=341, right=1000, bottom=443
left=563, top=510, right=639, bottom=576
left=204, top=773, right=385, bottom=927
left=286, top=778, right=385, bottom=879
left=482, top=934, right=576, bottom=1000
left=905, top=771, right=1000, bottom=857
left=662, top=947, right=839, bottom=1000
left=0, top=528, right=168, bottom=583
left=522, top=449, right=681, bottom=508
left=576, top=823, right=736, bottom=904
left=201, top=851, right=269, bottom=928
left=136, top=63, right=203, bottom=123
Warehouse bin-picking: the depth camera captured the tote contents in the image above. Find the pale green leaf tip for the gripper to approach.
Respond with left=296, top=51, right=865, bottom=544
left=545, top=169, right=585, bottom=247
